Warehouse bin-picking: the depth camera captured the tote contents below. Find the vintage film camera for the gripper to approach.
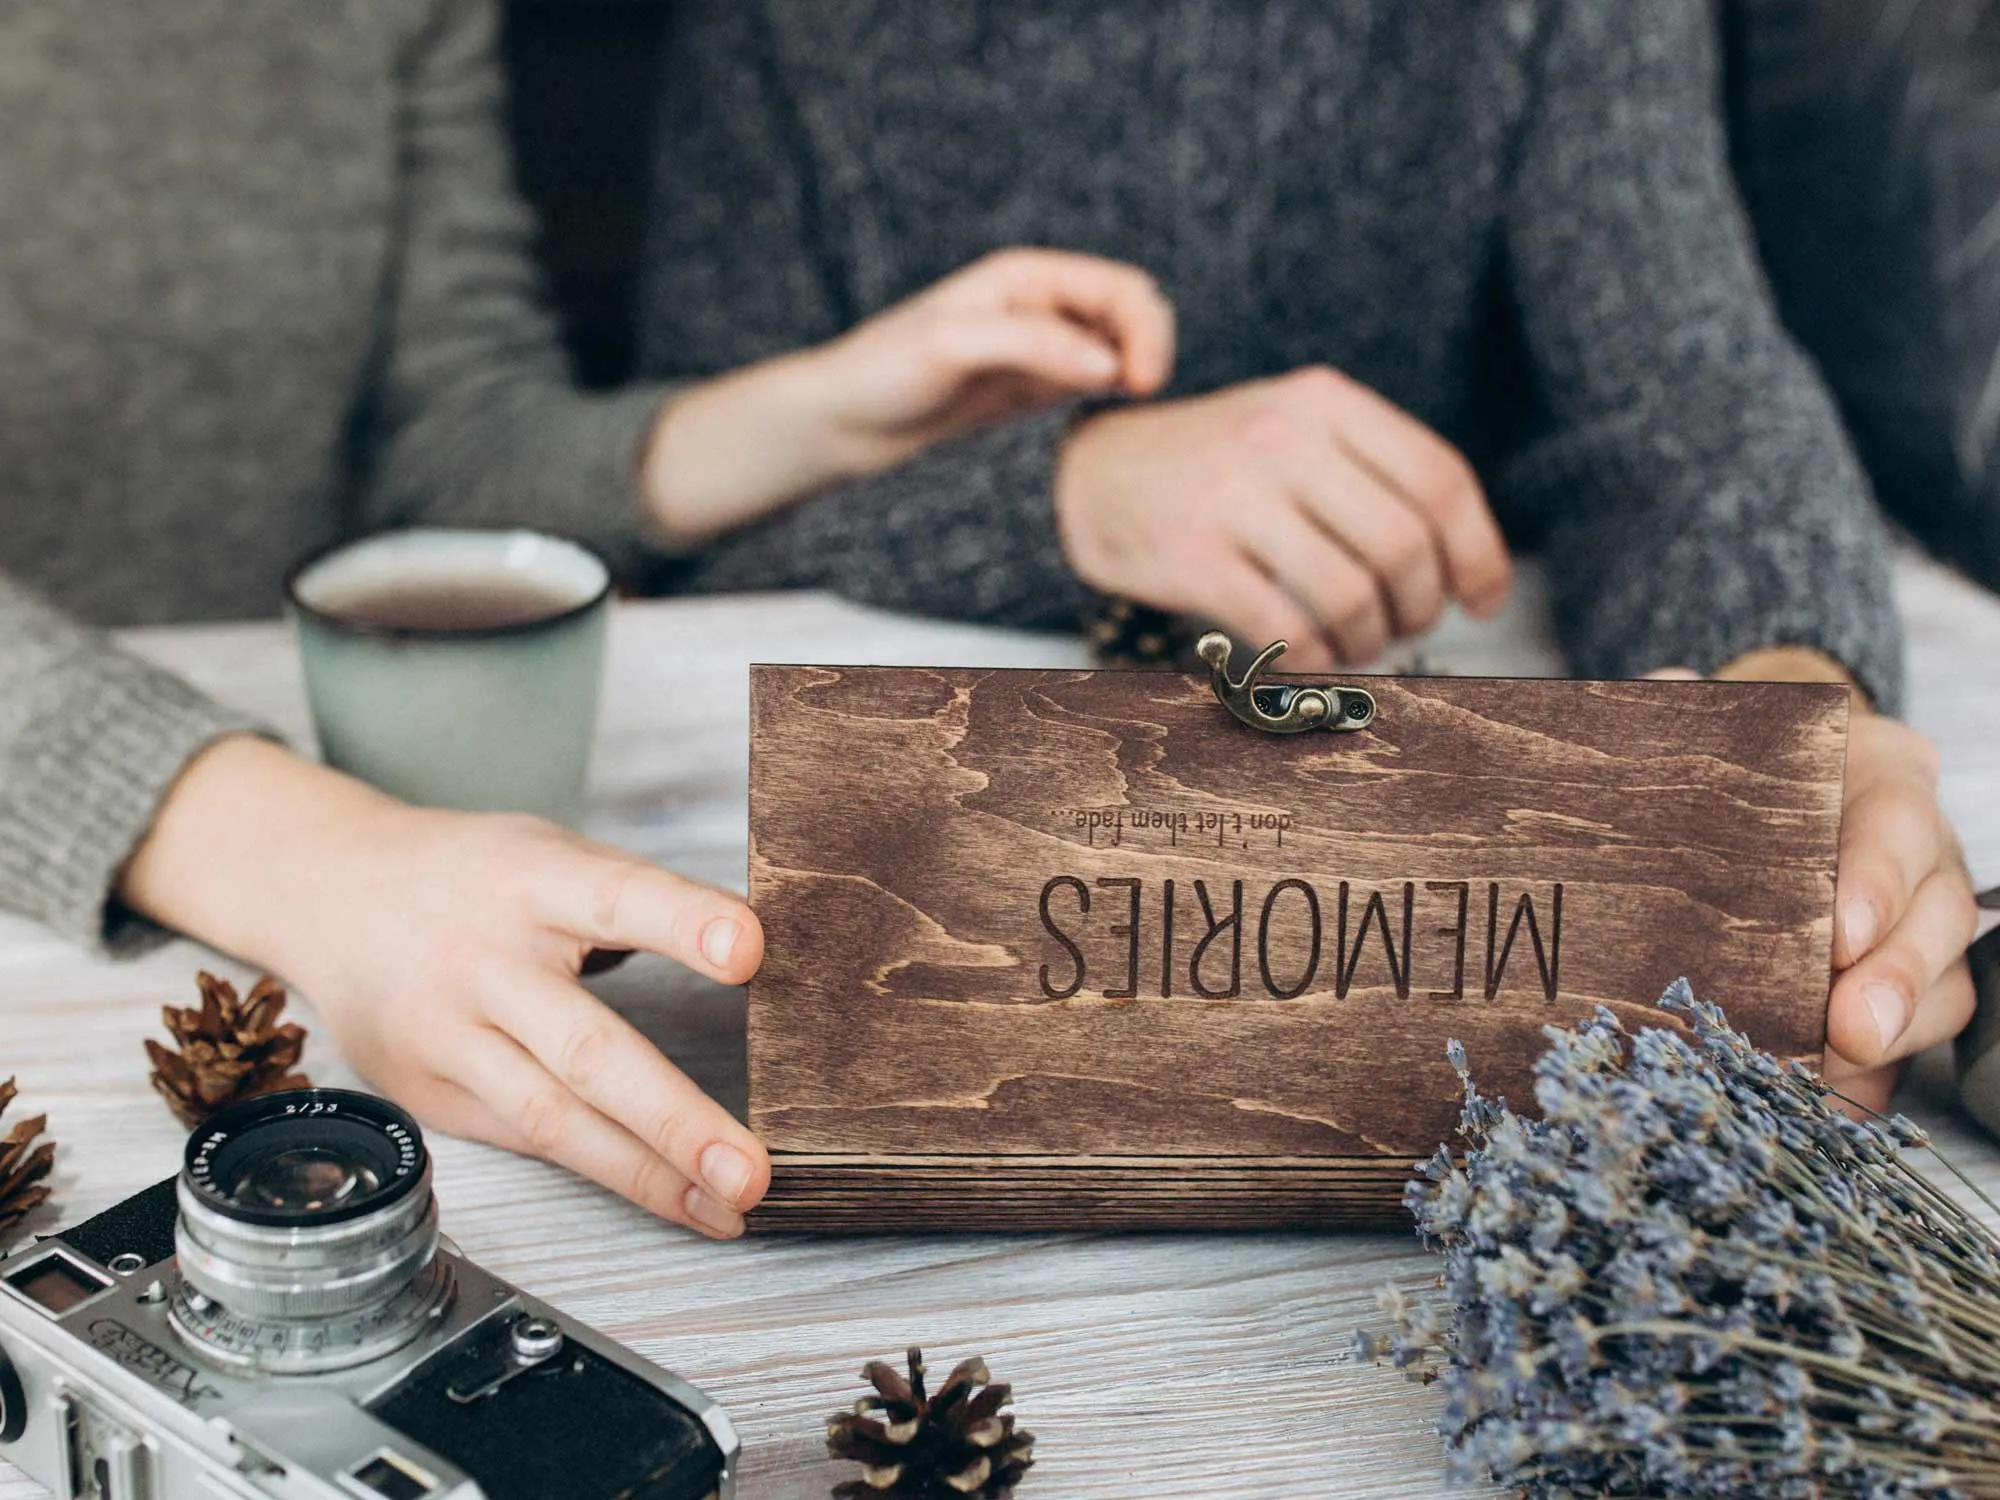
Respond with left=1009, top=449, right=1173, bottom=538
left=0, top=1088, right=738, bottom=1499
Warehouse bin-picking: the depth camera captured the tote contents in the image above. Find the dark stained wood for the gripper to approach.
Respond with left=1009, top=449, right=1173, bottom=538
left=754, top=1156, right=1416, bottom=1231
left=747, top=667, right=1849, bottom=1231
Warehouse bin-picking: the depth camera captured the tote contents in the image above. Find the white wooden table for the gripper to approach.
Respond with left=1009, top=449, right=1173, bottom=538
left=4, top=553, right=2000, bottom=1499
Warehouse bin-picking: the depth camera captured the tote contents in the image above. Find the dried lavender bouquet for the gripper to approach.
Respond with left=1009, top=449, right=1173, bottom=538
left=1363, top=980, right=2000, bottom=1499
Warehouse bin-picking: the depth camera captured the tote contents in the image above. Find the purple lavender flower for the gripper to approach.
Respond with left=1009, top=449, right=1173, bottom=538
left=1367, top=980, right=2000, bottom=1499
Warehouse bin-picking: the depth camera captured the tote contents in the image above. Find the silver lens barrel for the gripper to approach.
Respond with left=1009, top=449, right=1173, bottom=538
left=169, top=1089, right=446, bottom=1372
left=173, top=1161, right=438, bottom=1324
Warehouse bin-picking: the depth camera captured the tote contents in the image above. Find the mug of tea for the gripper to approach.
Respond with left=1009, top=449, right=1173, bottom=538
left=285, top=527, right=611, bottom=828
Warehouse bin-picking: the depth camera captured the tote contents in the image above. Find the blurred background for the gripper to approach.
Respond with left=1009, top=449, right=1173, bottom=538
left=504, top=0, right=2000, bottom=591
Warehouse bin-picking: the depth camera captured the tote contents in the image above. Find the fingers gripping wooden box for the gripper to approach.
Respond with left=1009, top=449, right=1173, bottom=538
left=745, top=664, right=1847, bottom=1232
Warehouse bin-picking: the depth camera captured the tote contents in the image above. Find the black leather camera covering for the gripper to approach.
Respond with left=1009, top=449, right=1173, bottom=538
left=52, top=1177, right=179, bottom=1271
left=370, top=1315, right=724, bottom=1500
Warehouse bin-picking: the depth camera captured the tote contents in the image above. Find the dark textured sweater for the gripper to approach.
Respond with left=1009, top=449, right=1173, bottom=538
left=640, top=0, right=1905, bottom=709
left=0, top=0, right=671, bottom=951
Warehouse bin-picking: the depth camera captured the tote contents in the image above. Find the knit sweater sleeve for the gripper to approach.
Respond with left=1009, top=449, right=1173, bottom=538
left=0, top=571, right=266, bottom=956
left=656, top=408, right=1097, bottom=627
left=1499, top=0, right=1904, bottom=710
left=358, top=0, right=675, bottom=578
left=637, top=4, right=1094, bottom=628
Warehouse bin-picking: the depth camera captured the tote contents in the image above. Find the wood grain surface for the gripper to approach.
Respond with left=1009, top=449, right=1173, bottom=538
left=749, top=668, right=1848, bottom=1228
left=3, top=556, right=1995, bottom=1500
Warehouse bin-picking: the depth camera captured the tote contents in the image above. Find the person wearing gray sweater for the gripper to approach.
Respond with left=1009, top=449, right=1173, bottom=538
left=639, top=0, right=1976, bottom=1106
left=0, top=0, right=1179, bottom=1235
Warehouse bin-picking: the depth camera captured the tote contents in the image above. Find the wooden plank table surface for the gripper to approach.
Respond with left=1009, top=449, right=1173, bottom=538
left=3, top=552, right=1999, bottom=1499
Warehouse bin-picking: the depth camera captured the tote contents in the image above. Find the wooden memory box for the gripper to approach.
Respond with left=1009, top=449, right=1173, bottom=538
left=745, top=659, right=1848, bottom=1232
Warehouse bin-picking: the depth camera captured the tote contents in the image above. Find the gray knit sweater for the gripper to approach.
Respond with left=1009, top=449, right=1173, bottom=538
left=0, top=0, right=670, bottom=951
left=639, top=0, right=1904, bottom=708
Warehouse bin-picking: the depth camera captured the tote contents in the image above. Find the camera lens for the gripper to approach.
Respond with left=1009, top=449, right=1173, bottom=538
left=184, top=1088, right=422, bottom=1228
left=232, top=1145, right=371, bottom=1212
left=172, top=1089, right=447, bottom=1374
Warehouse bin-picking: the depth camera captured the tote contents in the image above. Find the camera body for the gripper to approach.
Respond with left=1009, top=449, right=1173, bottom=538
left=0, top=1091, right=737, bottom=1500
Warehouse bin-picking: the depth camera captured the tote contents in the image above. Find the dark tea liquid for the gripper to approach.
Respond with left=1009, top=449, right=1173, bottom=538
left=314, top=574, right=584, bottom=631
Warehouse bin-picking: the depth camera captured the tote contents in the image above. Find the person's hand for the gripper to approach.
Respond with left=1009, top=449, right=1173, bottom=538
left=1652, top=651, right=1977, bottom=1113
left=1823, top=709, right=1977, bottom=1112
left=1053, top=366, right=1512, bottom=670
left=806, top=247, right=1176, bottom=468
left=120, top=737, right=770, bottom=1238
left=645, top=247, right=1175, bottom=542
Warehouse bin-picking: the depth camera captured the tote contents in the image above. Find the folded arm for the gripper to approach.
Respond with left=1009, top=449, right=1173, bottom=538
left=1498, top=0, right=1903, bottom=711
left=637, top=5, right=1123, bottom=624
left=1500, top=0, right=1972, bottom=1105
left=374, top=0, right=1171, bottom=588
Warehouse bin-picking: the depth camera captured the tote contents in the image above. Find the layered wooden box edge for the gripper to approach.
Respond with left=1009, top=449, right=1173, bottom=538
left=749, top=1154, right=1416, bottom=1233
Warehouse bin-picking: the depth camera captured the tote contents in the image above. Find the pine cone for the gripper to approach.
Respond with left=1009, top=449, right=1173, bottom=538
left=827, top=1347, right=1035, bottom=1499
left=146, top=972, right=310, bottom=1128
left=0, top=1078, right=55, bottom=1240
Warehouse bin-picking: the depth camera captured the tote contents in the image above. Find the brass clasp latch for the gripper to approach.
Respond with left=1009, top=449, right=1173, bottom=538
left=1195, top=631, right=1376, bottom=735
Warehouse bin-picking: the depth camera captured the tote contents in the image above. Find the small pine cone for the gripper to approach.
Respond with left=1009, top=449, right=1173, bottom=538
left=1082, top=598, right=1205, bottom=670
left=146, top=972, right=310, bottom=1129
left=827, top=1347, right=1035, bottom=1499
left=0, top=1078, right=55, bottom=1240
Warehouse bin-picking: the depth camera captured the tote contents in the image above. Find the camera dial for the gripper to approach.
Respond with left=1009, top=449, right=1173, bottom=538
left=170, top=1089, right=452, bottom=1374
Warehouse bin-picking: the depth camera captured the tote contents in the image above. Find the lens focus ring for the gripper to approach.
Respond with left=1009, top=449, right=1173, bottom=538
left=175, top=1164, right=439, bottom=1323
left=170, top=1089, right=442, bottom=1372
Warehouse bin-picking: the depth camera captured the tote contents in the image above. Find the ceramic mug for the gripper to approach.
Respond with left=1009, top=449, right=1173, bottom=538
left=285, top=527, right=611, bottom=828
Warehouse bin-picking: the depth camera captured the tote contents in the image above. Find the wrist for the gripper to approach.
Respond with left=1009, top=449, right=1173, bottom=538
left=755, top=339, right=878, bottom=482
left=639, top=350, right=851, bottom=544
left=1051, top=406, right=1125, bottom=590
left=119, top=736, right=409, bottom=976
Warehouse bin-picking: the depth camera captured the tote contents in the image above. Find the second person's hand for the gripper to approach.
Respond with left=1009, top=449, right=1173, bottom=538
left=646, top=247, right=1176, bottom=543
left=121, top=736, right=771, bottom=1238
left=1649, top=654, right=1978, bottom=1115
left=1053, top=365, right=1513, bottom=670
left=1821, top=709, right=1977, bottom=1113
